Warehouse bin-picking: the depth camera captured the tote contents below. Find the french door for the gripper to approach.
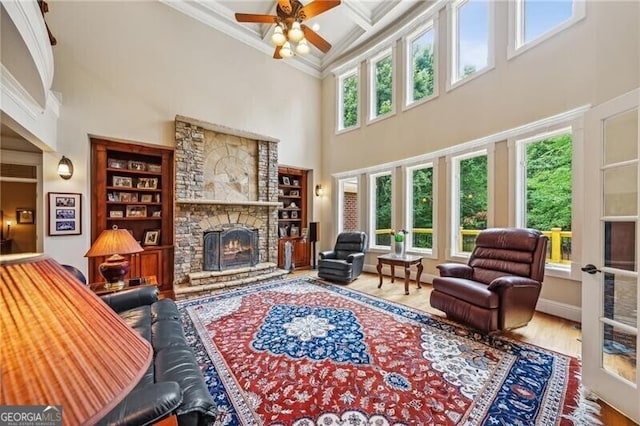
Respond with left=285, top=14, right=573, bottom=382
left=582, top=88, right=639, bottom=422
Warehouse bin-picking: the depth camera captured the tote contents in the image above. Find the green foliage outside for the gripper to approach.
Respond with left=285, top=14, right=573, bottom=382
left=375, top=56, right=393, bottom=116
left=412, top=167, right=433, bottom=248
left=461, top=64, right=477, bottom=79
left=342, top=74, right=358, bottom=128
left=526, top=134, right=572, bottom=231
left=412, top=35, right=434, bottom=102
left=460, top=155, right=488, bottom=230
left=375, top=174, right=392, bottom=245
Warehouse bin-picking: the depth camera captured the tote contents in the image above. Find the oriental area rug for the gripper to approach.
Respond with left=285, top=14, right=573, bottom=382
left=177, top=277, right=600, bottom=425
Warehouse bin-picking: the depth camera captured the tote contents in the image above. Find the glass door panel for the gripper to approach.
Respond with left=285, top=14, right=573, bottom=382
left=604, top=109, right=639, bottom=165
left=602, top=321, right=637, bottom=383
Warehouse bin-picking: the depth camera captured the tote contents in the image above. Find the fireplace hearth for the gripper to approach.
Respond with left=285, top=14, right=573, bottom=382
left=204, top=226, right=259, bottom=271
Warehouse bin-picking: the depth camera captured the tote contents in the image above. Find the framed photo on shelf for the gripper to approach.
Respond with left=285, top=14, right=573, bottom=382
left=118, top=192, right=133, bottom=202
left=291, top=210, right=298, bottom=219
left=137, top=177, right=158, bottom=189
left=113, top=176, right=133, bottom=188
left=282, top=176, right=290, bottom=185
left=109, top=210, right=124, bottom=218
left=48, top=192, right=82, bottom=236
left=289, top=190, right=299, bottom=196
left=128, top=160, right=146, bottom=171
left=107, top=158, right=126, bottom=169
left=147, top=164, right=162, bottom=173
left=290, top=225, right=300, bottom=237
left=16, top=208, right=34, bottom=224
left=140, top=194, right=153, bottom=203
left=126, top=205, right=147, bottom=218
left=143, top=229, right=160, bottom=246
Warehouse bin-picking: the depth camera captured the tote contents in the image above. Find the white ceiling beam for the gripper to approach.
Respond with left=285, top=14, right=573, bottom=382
left=372, top=0, right=403, bottom=25
left=321, top=27, right=366, bottom=69
left=341, top=0, right=373, bottom=31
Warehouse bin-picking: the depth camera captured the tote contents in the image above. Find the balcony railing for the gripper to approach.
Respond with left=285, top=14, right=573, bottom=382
left=375, top=227, right=572, bottom=264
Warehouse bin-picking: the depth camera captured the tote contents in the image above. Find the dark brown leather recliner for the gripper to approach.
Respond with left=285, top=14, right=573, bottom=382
left=430, top=228, right=548, bottom=333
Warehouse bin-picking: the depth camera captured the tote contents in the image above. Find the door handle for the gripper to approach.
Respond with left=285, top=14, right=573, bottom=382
left=581, top=264, right=602, bottom=274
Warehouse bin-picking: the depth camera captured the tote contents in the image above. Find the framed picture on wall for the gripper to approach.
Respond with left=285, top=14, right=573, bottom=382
left=48, top=192, right=82, bottom=236
left=16, top=208, right=35, bottom=224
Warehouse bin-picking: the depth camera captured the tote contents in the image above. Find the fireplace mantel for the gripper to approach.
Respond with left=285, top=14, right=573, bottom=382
left=176, top=199, right=281, bottom=207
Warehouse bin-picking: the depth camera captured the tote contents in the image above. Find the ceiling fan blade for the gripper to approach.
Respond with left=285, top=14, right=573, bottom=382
left=277, top=0, right=292, bottom=14
left=298, top=0, right=340, bottom=20
left=273, top=46, right=283, bottom=59
left=302, top=24, right=331, bottom=53
left=235, top=13, right=278, bottom=23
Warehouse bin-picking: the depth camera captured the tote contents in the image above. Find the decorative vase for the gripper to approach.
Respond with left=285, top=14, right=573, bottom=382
left=394, top=240, right=405, bottom=257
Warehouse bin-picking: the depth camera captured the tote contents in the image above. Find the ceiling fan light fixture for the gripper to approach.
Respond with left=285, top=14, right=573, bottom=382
left=288, top=21, right=304, bottom=42
left=280, top=41, right=294, bottom=58
left=271, top=24, right=286, bottom=46
left=296, top=38, right=310, bottom=55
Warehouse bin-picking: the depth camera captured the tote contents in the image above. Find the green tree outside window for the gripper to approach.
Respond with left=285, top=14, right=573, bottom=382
left=412, top=167, right=433, bottom=248
left=375, top=174, right=392, bottom=245
left=342, top=74, right=358, bottom=128
left=375, top=56, right=393, bottom=116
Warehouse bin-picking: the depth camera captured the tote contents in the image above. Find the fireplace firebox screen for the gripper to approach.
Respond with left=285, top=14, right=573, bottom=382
left=203, top=226, right=259, bottom=271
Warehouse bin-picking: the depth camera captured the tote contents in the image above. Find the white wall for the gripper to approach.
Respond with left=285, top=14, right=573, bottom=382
left=320, top=1, right=639, bottom=310
left=45, top=1, right=321, bottom=273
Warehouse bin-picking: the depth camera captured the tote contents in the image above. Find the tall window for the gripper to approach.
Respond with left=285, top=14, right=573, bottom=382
left=406, top=23, right=436, bottom=107
left=407, top=164, right=434, bottom=252
left=452, top=151, right=488, bottom=255
left=450, top=0, right=492, bottom=85
left=369, top=50, right=394, bottom=120
left=337, top=68, right=359, bottom=131
left=516, top=130, right=573, bottom=266
left=370, top=172, right=392, bottom=247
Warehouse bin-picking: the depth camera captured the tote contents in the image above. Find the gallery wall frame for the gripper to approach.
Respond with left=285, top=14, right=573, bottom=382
left=48, top=192, right=82, bottom=236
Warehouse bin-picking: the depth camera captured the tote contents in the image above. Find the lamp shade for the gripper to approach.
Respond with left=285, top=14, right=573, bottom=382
left=0, top=254, right=152, bottom=425
left=85, top=226, right=144, bottom=258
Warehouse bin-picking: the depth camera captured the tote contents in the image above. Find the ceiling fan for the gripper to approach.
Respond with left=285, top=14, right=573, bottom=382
left=235, top=0, right=341, bottom=59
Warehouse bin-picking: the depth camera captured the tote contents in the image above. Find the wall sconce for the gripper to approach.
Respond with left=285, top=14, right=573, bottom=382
left=315, top=184, right=324, bottom=197
left=58, top=156, right=74, bottom=180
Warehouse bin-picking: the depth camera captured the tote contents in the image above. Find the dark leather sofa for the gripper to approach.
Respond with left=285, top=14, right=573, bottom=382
left=99, top=286, right=217, bottom=425
left=318, top=231, right=368, bottom=283
left=431, top=228, right=548, bottom=333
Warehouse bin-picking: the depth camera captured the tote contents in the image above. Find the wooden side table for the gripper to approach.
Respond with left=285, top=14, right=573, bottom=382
left=377, top=254, right=423, bottom=295
left=90, top=275, right=158, bottom=296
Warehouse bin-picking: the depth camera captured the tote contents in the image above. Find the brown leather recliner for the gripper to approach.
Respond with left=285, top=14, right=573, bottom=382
left=430, top=228, right=548, bottom=333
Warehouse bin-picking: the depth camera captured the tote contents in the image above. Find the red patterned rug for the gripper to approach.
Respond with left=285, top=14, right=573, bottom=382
left=178, top=277, right=600, bottom=425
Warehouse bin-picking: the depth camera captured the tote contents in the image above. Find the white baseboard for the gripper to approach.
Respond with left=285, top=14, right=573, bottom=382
left=535, top=298, right=581, bottom=323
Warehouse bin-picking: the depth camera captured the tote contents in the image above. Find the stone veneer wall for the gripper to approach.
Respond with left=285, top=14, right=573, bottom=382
left=174, top=117, right=279, bottom=286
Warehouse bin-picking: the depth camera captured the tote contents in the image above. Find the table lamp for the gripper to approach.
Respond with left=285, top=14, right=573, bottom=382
left=0, top=254, right=152, bottom=425
left=85, top=225, right=143, bottom=288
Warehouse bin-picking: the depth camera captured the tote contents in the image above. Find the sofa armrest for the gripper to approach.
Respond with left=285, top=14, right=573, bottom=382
left=436, top=263, right=473, bottom=279
left=487, top=276, right=540, bottom=291
left=346, top=252, right=365, bottom=264
left=319, top=251, right=337, bottom=260
left=98, top=381, right=182, bottom=426
left=101, top=286, right=159, bottom=313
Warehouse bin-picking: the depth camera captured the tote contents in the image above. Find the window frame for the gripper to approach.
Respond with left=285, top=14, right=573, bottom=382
left=367, top=48, right=396, bottom=124
left=369, top=170, right=394, bottom=250
left=508, top=122, right=582, bottom=280
left=405, top=162, right=438, bottom=258
left=403, top=19, right=439, bottom=111
left=446, top=0, right=495, bottom=92
left=336, top=67, right=361, bottom=134
left=508, top=0, right=586, bottom=59
left=448, top=147, right=494, bottom=260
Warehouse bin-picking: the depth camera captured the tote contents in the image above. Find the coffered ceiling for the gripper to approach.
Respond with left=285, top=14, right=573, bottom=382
left=160, top=0, right=436, bottom=77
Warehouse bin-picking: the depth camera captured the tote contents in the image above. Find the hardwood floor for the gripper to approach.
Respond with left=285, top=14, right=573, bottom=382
left=293, top=270, right=637, bottom=425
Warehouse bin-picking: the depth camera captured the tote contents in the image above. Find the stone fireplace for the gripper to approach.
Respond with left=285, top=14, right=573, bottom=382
left=173, top=116, right=286, bottom=299
left=204, top=225, right=259, bottom=271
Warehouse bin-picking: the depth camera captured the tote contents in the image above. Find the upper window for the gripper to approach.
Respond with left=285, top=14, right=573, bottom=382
left=337, top=68, right=359, bottom=132
left=510, top=0, right=585, bottom=57
left=406, top=163, right=435, bottom=254
left=405, top=23, right=437, bottom=107
left=449, top=0, right=493, bottom=86
left=369, top=49, right=394, bottom=121
left=451, top=150, right=489, bottom=256
left=515, top=129, right=573, bottom=267
left=370, top=171, right=393, bottom=248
